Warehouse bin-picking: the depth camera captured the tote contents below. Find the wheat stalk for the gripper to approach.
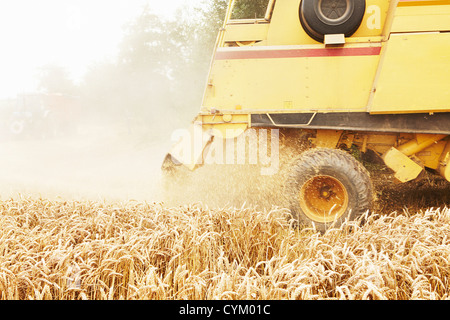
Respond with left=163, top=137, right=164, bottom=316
left=0, top=197, right=448, bottom=299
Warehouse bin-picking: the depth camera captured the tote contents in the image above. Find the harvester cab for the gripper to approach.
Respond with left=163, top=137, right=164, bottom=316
left=163, top=0, right=450, bottom=232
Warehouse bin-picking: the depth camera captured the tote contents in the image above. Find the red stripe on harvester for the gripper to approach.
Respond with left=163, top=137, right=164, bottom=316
left=215, top=46, right=381, bottom=60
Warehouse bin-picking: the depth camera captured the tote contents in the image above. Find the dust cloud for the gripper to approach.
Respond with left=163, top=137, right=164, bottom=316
left=0, top=118, right=286, bottom=209
left=0, top=99, right=308, bottom=209
left=0, top=121, right=172, bottom=203
left=162, top=129, right=309, bottom=210
left=0, top=1, right=219, bottom=205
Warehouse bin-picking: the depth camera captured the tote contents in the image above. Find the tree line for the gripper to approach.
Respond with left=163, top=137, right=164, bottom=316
left=38, top=0, right=268, bottom=136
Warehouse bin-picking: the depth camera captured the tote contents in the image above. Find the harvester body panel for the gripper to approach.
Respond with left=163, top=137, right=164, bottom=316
left=165, top=0, right=450, bottom=183
left=203, top=0, right=450, bottom=115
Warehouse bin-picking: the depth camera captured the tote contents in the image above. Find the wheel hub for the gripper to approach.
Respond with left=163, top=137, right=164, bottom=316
left=299, top=175, right=349, bottom=223
left=317, top=0, right=352, bottom=25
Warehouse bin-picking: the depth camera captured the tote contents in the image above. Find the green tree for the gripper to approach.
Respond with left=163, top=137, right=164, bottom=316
left=231, top=0, right=270, bottom=19
left=78, top=0, right=272, bottom=135
left=113, top=2, right=228, bottom=131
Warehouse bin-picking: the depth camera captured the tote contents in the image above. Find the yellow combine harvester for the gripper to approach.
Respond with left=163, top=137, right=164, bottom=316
left=163, top=0, right=450, bottom=232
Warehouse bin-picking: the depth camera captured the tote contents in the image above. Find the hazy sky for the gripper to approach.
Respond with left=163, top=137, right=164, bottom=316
left=0, top=0, right=202, bottom=99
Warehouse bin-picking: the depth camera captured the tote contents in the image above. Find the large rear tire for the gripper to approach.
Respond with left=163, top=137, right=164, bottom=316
left=286, top=148, right=373, bottom=233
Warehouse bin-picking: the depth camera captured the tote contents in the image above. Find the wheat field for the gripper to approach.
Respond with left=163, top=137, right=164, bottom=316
left=0, top=197, right=448, bottom=300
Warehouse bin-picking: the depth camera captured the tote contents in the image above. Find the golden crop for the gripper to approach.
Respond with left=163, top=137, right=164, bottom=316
left=0, top=197, right=448, bottom=300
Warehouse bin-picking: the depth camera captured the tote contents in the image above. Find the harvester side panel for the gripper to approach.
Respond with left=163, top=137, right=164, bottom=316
left=202, top=0, right=393, bottom=113
left=370, top=32, right=450, bottom=113
left=206, top=45, right=382, bottom=112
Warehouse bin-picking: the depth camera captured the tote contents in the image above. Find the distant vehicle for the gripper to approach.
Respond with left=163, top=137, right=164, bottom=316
left=1, top=93, right=78, bottom=139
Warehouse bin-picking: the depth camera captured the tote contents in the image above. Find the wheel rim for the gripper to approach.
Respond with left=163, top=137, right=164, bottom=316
left=299, top=175, right=349, bottom=223
left=316, top=0, right=352, bottom=25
